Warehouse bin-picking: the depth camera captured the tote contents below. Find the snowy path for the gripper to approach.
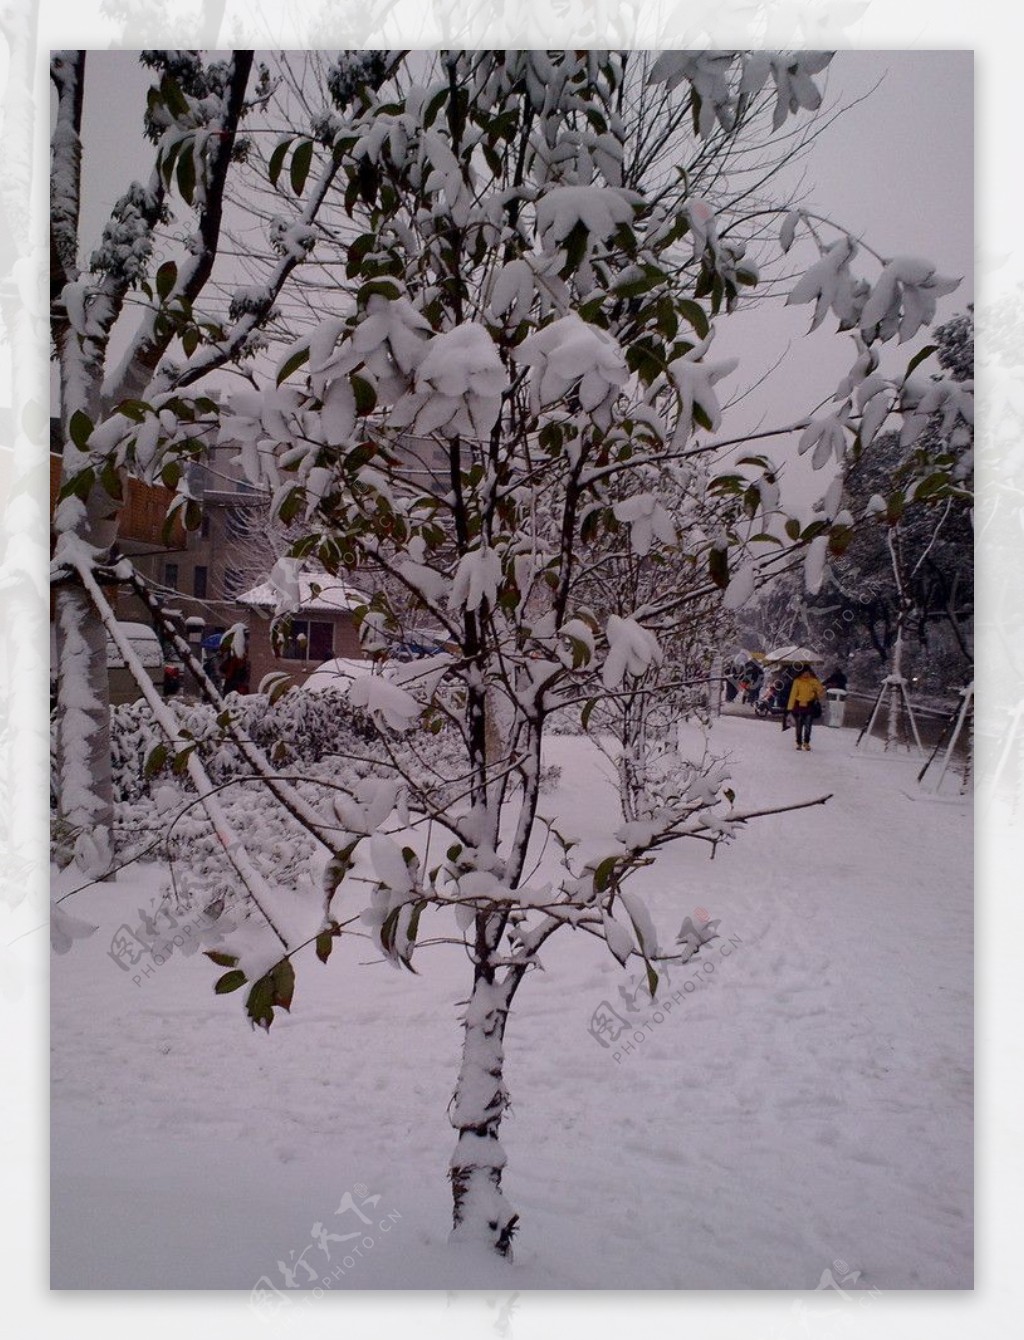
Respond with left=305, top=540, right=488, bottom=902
left=51, top=716, right=971, bottom=1290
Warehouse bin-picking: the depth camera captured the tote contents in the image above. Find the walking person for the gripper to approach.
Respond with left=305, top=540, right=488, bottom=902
left=787, top=664, right=826, bottom=751
left=777, top=670, right=795, bottom=731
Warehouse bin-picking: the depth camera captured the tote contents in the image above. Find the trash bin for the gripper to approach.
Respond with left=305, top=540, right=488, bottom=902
left=826, top=688, right=847, bottom=728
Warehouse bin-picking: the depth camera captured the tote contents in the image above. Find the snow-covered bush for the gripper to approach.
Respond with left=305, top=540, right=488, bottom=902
left=57, top=687, right=378, bottom=809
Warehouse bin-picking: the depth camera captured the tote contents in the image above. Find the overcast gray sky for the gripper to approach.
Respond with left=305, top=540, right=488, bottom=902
left=709, top=49, right=973, bottom=507
left=67, top=49, right=974, bottom=513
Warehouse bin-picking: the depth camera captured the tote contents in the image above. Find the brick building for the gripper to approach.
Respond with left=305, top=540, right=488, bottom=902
left=234, top=572, right=368, bottom=689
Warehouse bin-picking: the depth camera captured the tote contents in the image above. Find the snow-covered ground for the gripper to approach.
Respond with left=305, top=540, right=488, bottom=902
left=51, top=714, right=971, bottom=1292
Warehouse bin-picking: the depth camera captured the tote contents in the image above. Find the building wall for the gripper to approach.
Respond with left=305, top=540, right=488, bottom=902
left=124, top=441, right=371, bottom=689
left=243, top=608, right=363, bottom=689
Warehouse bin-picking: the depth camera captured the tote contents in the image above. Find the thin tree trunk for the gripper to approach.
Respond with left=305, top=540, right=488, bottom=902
left=449, top=965, right=518, bottom=1256
left=886, top=627, right=904, bottom=750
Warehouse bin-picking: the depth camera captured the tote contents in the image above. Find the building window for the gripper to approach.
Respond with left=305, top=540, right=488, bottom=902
left=200, top=512, right=211, bottom=539
left=280, top=619, right=334, bottom=662
left=193, top=566, right=208, bottom=598
left=164, top=562, right=179, bottom=588
left=187, top=462, right=209, bottom=496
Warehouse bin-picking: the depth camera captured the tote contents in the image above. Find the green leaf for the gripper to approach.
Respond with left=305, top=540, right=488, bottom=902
left=784, top=517, right=802, bottom=542
left=580, top=697, right=598, bottom=732
left=351, top=374, right=377, bottom=416
left=276, top=344, right=310, bottom=386
left=98, top=460, right=123, bottom=507
left=708, top=545, right=729, bottom=589
left=645, top=962, right=659, bottom=999
left=171, top=742, right=196, bottom=776
left=625, top=338, right=664, bottom=388
left=160, top=460, right=182, bottom=490
left=276, top=486, right=303, bottom=525
left=290, top=139, right=314, bottom=196
left=215, top=969, right=247, bottom=995
left=423, top=85, right=448, bottom=128
left=268, top=136, right=293, bottom=189
left=176, top=144, right=196, bottom=206
left=405, top=900, right=426, bottom=951
left=57, top=466, right=94, bottom=503
left=345, top=232, right=378, bottom=278
left=155, top=261, right=178, bottom=301
left=827, top=524, right=855, bottom=557
left=158, top=138, right=182, bottom=189
left=144, top=743, right=169, bottom=778
left=265, top=673, right=293, bottom=705
left=160, top=74, right=190, bottom=120
left=357, top=277, right=402, bottom=304
left=799, top=519, right=829, bottom=542
left=115, top=399, right=150, bottom=424
left=271, top=958, right=295, bottom=1011
left=315, top=930, right=335, bottom=964
left=593, top=855, right=618, bottom=894
left=904, top=343, right=938, bottom=380
left=69, top=409, right=93, bottom=450
left=885, top=491, right=905, bottom=526
left=677, top=300, right=709, bottom=340
left=913, top=471, right=951, bottom=502
left=245, top=975, right=276, bottom=1030
left=613, top=274, right=658, bottom=300
left=561, top=219, right=590, bottom=277
left=204, top=950, right=239, bottom=968
left=181, top=326, right=199, bottom=358
left=379, top=906, right=401, bottom=955
left=567, top=635, right=591, bottom=669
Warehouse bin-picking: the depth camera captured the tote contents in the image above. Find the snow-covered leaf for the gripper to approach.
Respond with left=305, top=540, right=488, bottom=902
left=51, top=903, right=98, bottom=955
left=347, top=675, right=421, bottom=732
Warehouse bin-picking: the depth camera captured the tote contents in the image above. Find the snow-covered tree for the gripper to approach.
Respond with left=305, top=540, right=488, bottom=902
left=829, top=309, right=973, bottom=738
left=52, top=49, right=973, bottom=1255
left=568, top=456, right=741, bottom=819
left=49, top=49, right=396, bottom=869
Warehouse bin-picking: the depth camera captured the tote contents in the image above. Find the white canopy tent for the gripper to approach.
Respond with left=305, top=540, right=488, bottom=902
left=764, top=644, right=823, bottom=665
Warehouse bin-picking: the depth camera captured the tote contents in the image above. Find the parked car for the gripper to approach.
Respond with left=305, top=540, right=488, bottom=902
left=387, top=627, right=453, bottom=661
left=50, top=621, right=183, bottom=707
left=104, top=622, right=166, bottom=705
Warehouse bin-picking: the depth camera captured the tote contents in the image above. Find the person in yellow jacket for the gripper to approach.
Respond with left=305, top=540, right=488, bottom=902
left=787, top=664, right=826, bottom=750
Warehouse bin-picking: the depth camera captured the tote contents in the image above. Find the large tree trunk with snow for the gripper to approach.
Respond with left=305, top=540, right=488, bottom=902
left=448, top=964, right=518, bottom=1256
left=51, top=50, right=117, bottom=853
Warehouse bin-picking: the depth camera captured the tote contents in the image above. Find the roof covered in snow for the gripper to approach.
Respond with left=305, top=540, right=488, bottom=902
left=235, top=572, right=369, bottom=615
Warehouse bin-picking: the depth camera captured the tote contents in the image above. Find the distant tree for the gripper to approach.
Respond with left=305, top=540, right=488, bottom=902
left=831, top=310, right=973, bottom=692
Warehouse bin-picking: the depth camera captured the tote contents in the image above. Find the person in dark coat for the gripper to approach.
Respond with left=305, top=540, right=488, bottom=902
left=219, top=630, right=251, bottom=695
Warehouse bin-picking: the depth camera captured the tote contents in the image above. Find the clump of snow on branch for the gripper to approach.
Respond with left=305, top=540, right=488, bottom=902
left=389, top=323, right=507, bottom=438
left=515, top=314, right=628, bottom=429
